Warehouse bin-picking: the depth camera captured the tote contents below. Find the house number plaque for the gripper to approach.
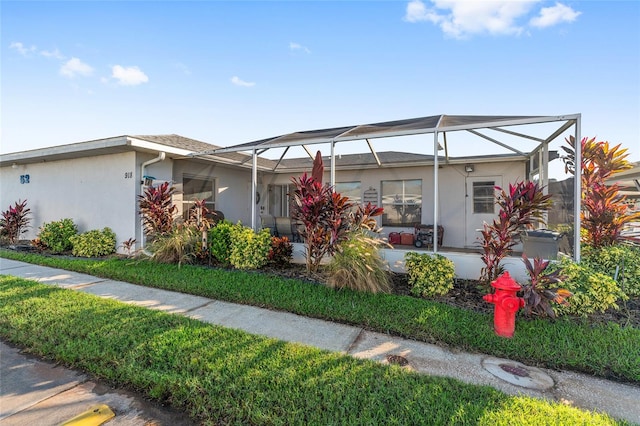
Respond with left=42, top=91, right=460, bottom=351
left=20, top=174, right=30, bottom=184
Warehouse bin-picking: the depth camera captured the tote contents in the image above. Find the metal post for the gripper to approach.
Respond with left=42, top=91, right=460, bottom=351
left=574, top=116, right=582, bottom=262
left=330, top=141, right=336, bottom=189
left=251, top=149, right=257, bottom=230
left=433, top=131, right=439, bottom=253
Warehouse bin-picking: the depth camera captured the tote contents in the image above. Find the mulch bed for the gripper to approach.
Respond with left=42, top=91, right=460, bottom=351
left=261, top=263, right=640, bottom=329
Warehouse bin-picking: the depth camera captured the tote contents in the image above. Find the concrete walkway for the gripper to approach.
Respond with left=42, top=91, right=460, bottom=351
left=1, top=258, right=639, bottom=424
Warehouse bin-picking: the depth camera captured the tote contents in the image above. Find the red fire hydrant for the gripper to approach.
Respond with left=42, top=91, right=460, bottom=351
left=483, top=272, right=525, bottom=338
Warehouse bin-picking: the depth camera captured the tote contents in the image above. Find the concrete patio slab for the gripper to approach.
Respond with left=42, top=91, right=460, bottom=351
left=189, top=301, right=362, bottom=352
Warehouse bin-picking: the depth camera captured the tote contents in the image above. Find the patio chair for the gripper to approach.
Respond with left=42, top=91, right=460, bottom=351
left=260, top=214, right=278, bottom=237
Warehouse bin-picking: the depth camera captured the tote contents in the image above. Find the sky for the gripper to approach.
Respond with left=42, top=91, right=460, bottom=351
left=1, top=0, right=639, bottom=168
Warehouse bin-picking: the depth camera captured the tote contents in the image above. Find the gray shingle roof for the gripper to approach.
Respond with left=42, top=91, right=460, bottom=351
left=132, top=134, right=221, bottom=152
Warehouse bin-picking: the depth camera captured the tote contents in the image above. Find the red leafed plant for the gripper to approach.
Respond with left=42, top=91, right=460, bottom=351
left=1, top=199, right=32, bottom=244
left=138, top=182, right=177, bottom=239
left=479, top=181, right=553, bottom=285
left=268, top=236, right=293, bottom=267
left=562, top=136, right=640, bottom=248
left=520, top=254, right=571, bottom=318
left=290, top=173, right=354, bottom=273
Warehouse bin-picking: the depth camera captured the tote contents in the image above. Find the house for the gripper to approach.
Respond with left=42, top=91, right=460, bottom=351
left=0, top=114, right=583, bottom=280
left=0, top=134, right=264, bottom=248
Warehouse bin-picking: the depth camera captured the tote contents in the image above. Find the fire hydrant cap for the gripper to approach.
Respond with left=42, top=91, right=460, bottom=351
left=491, top=271, right=522, bottom=292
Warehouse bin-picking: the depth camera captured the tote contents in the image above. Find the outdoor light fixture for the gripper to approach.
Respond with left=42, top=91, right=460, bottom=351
left=12, top=163, right=18, bottom=169
left=465, top=164, right=474, bottom=173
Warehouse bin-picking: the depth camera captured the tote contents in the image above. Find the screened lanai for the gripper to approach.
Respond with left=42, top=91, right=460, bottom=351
left=193, top=113, right=583, bottom=260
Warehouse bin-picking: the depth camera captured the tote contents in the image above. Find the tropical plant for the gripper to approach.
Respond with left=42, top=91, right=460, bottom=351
left=149, top=224, right=198, bottom=266
left=0, top=199, right=31, bottom=244
left=562, top=135, right=640, bottom=248
left=519, top=255, right=570, bottom=318
left=138, top=182, right=177, bottom=239
left=582, top=243, right=640, bottom=298
left=69, top=227, right=117, bottom=257
left=404, top=252, right=455, bottom=298
left=119, top=237, right=137, bottom=257
left=185, top=198, right=215, bottom=252
left=290, top=173, right=354, bottom=273
left=326, top=229, right=392, bottom=293
left=547, top=257, right=626, bottom=317
left=229, top=225, right=272, bottom=270
left=268, top=236, right=293, bottom=267
left=38, top=218, right=78, bottom=253
left=479, top=181, right=553, bottom=285
left=209, top=220, right=235, bottom=266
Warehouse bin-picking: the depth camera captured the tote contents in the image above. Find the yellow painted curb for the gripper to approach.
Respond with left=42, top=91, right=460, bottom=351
left=60, top=404, right=115, bottom=425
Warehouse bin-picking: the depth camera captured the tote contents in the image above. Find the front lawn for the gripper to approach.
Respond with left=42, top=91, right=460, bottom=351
left=0, top=276, right=625, bottom=425
left=2, top=250, right=639, bottom=385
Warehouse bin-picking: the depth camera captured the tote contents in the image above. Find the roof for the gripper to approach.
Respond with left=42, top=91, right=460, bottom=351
left=195, top=114, right=580, bottom=155
left=0, top=134, right=273, bottom=169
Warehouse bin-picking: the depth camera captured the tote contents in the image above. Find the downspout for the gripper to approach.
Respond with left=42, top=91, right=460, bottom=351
left=139, top=152, right=166, bottom=250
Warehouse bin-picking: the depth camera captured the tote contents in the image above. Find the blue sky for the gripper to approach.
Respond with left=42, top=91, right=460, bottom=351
left=2, top=1, right=639, bottom=166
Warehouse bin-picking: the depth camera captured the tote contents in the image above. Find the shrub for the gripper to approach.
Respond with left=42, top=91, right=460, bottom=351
left=326, top=230, right=391, bottom=294
left=69, top=227, right=117, bottom=257
left=479, top=181, right=553, bottom=285
left=562, top=136, right=640, bottom=248
left=520, top=255, right=571, bottom=318
left=39, top=218, right=78, bottom=253
left=0, top=199, right=31, bottom=244
left=582, top=244, right=640, bottom=298
left=549, top=257, right=626, bottom=317
left=150, top=224, right=198, bottom=266
left=229, top=225, right=272, bottom=270
left=209, top=220, right=235, bottom=266
left=268, top=236, right=293, bottom=267
left=404, top=252, right=455, bottom=298
left=290, top=173, right=353, bottom=273
left=138, top=182, right=177, bottom=239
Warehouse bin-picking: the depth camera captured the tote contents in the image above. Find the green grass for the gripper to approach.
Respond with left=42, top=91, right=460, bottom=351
left=2, top=250, right=639, bottom=385
left=0, top=276, right=626, bottom=425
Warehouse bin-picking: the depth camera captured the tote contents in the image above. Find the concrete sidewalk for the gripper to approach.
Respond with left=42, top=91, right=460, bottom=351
left=1, top=258, right=639, bottom=424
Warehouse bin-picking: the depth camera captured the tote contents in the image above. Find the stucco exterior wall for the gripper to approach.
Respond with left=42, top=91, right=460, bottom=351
left=261, top=160, right=526, bottom=249
left=172, top=160, right=253, bottom=226
left=0, top=152, right=138, bottom=249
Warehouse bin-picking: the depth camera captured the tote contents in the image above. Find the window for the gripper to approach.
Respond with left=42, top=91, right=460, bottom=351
left=183, top=175, right=216, bottom=218
left=381, top=179, right=422, bottom=226
left=335, top=181, right=361, bottom=204
left=473, top=181, right=495, bottom=214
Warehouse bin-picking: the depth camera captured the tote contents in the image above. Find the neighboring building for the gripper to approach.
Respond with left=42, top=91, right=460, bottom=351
left=0, top=135, right=263, bottom=249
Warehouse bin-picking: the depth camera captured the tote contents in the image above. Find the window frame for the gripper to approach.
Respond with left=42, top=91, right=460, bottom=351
left=380, top=179, right=422, bottom=226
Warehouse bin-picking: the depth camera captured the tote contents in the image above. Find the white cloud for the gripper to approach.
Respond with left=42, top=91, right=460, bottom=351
left=289, top=42, right=311, bottom=54
left=404, top=0, right=440, bottom=23
left=111, top=65, right=149, bottom=86
left=231, top=76, right=255, bottom=87
left=60, top=57, right=94, bottom=78
left=9, top=41, right=37, bottom=56
left=530, top=2, right=581, bottom=28
left=175, top=62, right=191, bottom=75
left=40, top=48, right=65, bottom=60
left=403, top=0, right=581, bottom=38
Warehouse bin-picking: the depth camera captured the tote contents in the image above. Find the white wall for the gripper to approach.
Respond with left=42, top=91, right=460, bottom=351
left=0, top=152, right=138, bottom=250
left=172, top=160, right=253, bottom=226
